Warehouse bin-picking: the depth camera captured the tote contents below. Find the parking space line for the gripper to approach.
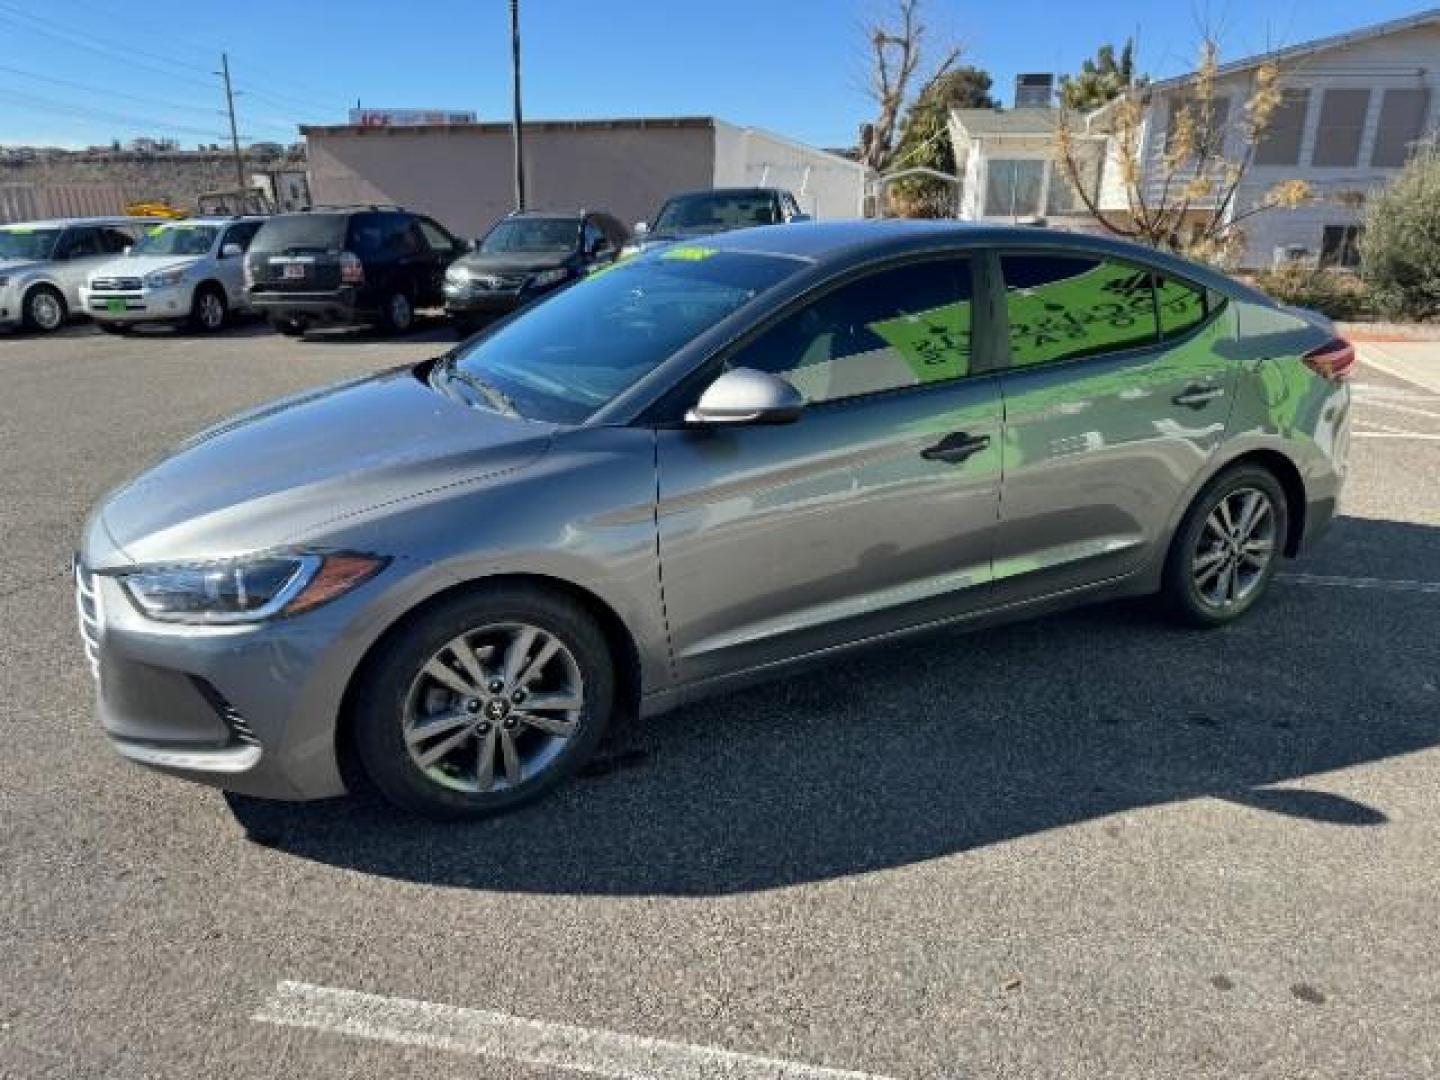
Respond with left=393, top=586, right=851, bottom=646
left=1351, top=431, right=1440, bottom=441
left=254, top=981, right=896, bottom=1080
left=1280, top=572, right=1440, bottom=595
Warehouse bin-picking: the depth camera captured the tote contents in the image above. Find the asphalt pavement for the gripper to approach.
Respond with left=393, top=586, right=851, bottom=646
left=2, top=319, right=1437, bottom=1079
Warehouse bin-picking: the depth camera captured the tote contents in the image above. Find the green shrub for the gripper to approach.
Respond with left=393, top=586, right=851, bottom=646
left=1251, top=262, right=1374, bottom=322
left=1360, top=147, right=1440, bottom=321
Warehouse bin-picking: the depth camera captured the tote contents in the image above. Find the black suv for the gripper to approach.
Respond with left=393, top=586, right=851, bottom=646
left=443, top=210, right=628, bottom=333
left=246, top=206, right=466, bottom=336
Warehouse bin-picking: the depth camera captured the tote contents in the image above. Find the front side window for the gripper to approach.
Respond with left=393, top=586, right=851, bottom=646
left=726, top=258, right=974, bottom=404
left=417, top=218, right=456, bottom=254
left=984, top=160, right=1044, bottom=217
left=59, top=228, right=103, bottom=258
left=480, top=218, right=581, bottom=254
left=0, top=226, right=62, bottom=261
left=443, top=249, right=800, bottom=424
left=1002, top=254, right=1159, bottom=366
left=131, top=225, right=218, bottom=257
left=222, top=222, right=263, bottom=251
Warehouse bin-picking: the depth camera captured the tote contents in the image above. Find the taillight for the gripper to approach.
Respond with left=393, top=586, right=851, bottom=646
left=339, top=251, right=364, bottom=285
left=1303, top=337, right=1356, bottom=382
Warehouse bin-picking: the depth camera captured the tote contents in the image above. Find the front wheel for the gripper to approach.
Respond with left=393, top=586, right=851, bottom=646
left=353, top=585, right=614, bottom=819
left=187, top=285, right=228, bottom=333
left=1163, top=464, right=1289, bottom=627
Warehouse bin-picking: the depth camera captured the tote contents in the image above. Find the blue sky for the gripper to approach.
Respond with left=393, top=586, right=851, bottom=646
left=0, top=0, right=1428, bottom=149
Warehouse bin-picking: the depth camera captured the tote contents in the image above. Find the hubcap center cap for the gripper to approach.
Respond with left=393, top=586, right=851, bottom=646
left=485, top=699, right=510, bottom=722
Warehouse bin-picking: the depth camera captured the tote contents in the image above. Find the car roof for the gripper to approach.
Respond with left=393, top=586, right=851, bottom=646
left=153, top=216, right=269, bottom=225
left=2, top=216, right=171, bottom=229
left=663, top=187, right=784, bottom=202
left=690, top=220, right=1270, bottom=302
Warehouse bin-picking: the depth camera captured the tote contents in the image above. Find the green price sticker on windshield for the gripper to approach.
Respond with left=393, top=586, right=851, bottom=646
left=147, top=226, right=166, bottom=236
left=659, top=245, right=717, bottom=262
left=5, top=227, right=34, bottom=235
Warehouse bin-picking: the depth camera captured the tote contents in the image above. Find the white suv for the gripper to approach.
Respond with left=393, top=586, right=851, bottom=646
left=83, top=216, right=266, bottom=334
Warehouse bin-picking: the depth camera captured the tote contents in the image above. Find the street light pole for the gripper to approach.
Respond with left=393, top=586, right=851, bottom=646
left=509, top=0, right=526, bottom=211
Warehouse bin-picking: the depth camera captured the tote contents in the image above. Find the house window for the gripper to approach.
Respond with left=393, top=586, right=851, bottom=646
left=1371, top=88, right=1432, bottom=168
left=984, top=159, right=1045, bottom=218
left=1320, top=225, right=1363, bottom=270
left=1047, top=152, right=1100, bottom=215
left=1254, top=89, right=1311, bottom=166
left=1165, top=96, right=1231, bottom=156
left=1311, top=88, right=1370, bottom=167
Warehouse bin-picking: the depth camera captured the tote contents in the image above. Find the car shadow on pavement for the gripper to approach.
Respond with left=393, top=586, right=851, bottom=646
left=226, top=515, right=1439, bottom=896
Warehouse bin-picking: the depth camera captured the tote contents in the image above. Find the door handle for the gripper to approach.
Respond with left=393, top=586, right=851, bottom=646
left=1172, top=384, right=1225, bottom=409
left=921, top=431, right=991, bottom=465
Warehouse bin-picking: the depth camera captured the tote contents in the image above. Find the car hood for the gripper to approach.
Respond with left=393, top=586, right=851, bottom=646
left=453, top=251, right=574, bottom=274
left=89, top=364, right=556, bottom=568
left=90, top=253, right=204, bottom=280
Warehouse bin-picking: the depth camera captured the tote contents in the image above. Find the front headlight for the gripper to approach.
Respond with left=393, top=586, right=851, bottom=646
left=529, top=267, right=568, bottom=289
left=117, top=552, right=386, bottom=624
left=144, top=267, right=187, bottom=289
left=445, top=264, right=471, bottom=284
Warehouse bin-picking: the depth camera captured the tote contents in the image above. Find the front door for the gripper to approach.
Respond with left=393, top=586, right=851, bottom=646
left=655, top=255, right=1003, bottom=685
left=990, top=252, right=1238, bottom=601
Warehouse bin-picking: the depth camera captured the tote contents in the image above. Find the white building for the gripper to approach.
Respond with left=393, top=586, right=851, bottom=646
left=948, top=8, right=1440, bottom=268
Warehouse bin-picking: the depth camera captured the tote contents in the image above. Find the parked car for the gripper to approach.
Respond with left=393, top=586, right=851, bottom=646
left=444, top=210, right=628, bottom=333
left=619, top=186, right=808, bottom=258
left=245, top=205, right=465, bottom=336
left=0, top=216, right=163, bottom=334
left=83, top=216, right=267, bottom=334
left=76, top=221, right=1352, bottom=819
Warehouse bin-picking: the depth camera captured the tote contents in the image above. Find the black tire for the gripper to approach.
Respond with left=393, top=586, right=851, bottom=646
left=353, top=584, right=614, bottom=820
left=376, top=289, right=415, bottom=335
left=1163, top=463, right=1289, bottom=628
left=96, top=321, right=133, bottom=335
left=187, top=284, right=228, bottom=333
left=269, top=316, right=306, bottom=337
left=21, top=285, right=67, bottom=334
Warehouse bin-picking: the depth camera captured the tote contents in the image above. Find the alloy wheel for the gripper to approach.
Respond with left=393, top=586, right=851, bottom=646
left=199, top=292, right=225, bottom=330
left=401, top=622, right=585, bottom=794
left=30, top=291, right=63, bottom=332
left=389, top=293, right=413, bottom=331
left=1192, top=486, right=1277, bottom=608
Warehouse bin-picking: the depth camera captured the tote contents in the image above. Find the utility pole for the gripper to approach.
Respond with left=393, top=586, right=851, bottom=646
left=218, top=53, right=246, bottom=197
left=509, top=0, right=526, bottom=210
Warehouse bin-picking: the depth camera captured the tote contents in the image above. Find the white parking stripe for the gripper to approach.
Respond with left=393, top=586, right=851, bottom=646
left=1352, top=431, right=1440, bottom=441
left=1281, top=572, right=1440, bottom=595
left=254, top=981, right=896, bottom=1080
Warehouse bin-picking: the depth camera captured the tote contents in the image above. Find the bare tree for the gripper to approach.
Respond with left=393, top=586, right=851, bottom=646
left=859, top=0, right=961, bottom=173
left=1053, top=37, right=1311, bottom=264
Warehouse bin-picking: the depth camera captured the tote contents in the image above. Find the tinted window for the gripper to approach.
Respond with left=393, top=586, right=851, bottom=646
left=447, top=250, right=799, bottom=424
left=60, top=228, right=103, bottom=258
left=251, top=214, right=347, bottom=254
left=480, top=217, right=580, bottom=254
left=1153, top=274, right=1209, bottom=339
left=99, top=228, right=137, bottom=254
left=582, top=220, right=607, bottom=252
left=727, top=259, right=973, bottom=404
left=417, top=218, right=455, bottom=254
left=654, top=192, right=779, bottom=233
left=222, top=221, right=263, bottom=250
left=0, top=226, right=62, bottom=260
left=1001, top=254, right=1158, bottom=366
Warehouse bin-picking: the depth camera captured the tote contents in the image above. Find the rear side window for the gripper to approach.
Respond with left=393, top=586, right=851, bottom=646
left=1153, top=274, right=1209, bottom=340
left=1001, top=255, right=1158, bottom=366
left=726, top=258, right=974, bottom=404
left=252, top=214, right=347, bottom=254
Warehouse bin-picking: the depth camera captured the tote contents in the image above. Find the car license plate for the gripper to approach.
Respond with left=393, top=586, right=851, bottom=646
left=106, top=298, right=126, bottom=313
left=283, top=263, right=306, bottom=279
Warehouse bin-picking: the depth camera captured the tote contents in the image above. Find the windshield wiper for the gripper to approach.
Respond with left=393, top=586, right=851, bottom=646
left=436, top=357, right=520, bottom=418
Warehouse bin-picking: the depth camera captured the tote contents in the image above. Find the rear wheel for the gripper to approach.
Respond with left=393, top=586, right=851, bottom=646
left=353, top=584, right=614, bottom=819
left=1163, top=464, right=1288, bottom=627
left=21, top=285, right=66, bottom=333
left=187, top=285, right=228, bottom=333
left=377, top=290, right=414, bottom=335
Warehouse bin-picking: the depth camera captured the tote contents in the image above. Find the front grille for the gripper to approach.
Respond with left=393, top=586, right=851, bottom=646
left=467, top=272, right=527, bottom=290
left=73, top=559, right=102, bottom=679
left=89, top=277, right=143, bottom=292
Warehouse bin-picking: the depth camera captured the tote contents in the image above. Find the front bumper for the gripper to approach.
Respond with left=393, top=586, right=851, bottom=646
left=83, top=283, right=191, bottom=323
left=444, top=278, right=564, bottom=317
left=73, top=557, right=390, bottom=801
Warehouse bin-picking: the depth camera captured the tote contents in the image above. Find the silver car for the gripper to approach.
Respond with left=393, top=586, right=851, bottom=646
left=0, top=217, right=164, bottom=333
left=76, top=222, right=1353, bottom=818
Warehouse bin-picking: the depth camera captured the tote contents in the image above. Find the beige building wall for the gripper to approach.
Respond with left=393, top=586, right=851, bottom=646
left=304, top=120, right=717, bottom=237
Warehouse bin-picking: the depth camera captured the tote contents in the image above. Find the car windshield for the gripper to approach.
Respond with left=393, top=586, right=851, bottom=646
left=443, top=248, right=801, bottom=424
left=480, top=218, right=582, bottom=254
left=652, top=193, right=779, bottom=235
left=0, top=227, right=62, bottom=261
left=249, top=214, right=348, bottom=254
left=131, top=226, right=218, bottom=257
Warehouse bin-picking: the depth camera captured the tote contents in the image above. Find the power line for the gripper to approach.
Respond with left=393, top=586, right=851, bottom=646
left=0, top=86, right=229, bottom=140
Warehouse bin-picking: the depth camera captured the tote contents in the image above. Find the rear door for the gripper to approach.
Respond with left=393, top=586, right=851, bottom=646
left=655, top=254, right=1004, bottom=684
left=53, top=227, right=108, bottom=304
left=992, top=251, right=1237, bottom=601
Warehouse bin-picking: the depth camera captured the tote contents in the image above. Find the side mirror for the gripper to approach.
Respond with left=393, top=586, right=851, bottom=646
left=633, top=221, right=650, bottom=236
left=221, top=243, right=244, bottom=259
left=123, top=245, right=133, bottom=256
left=685, top=368, right=803, bottom=426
